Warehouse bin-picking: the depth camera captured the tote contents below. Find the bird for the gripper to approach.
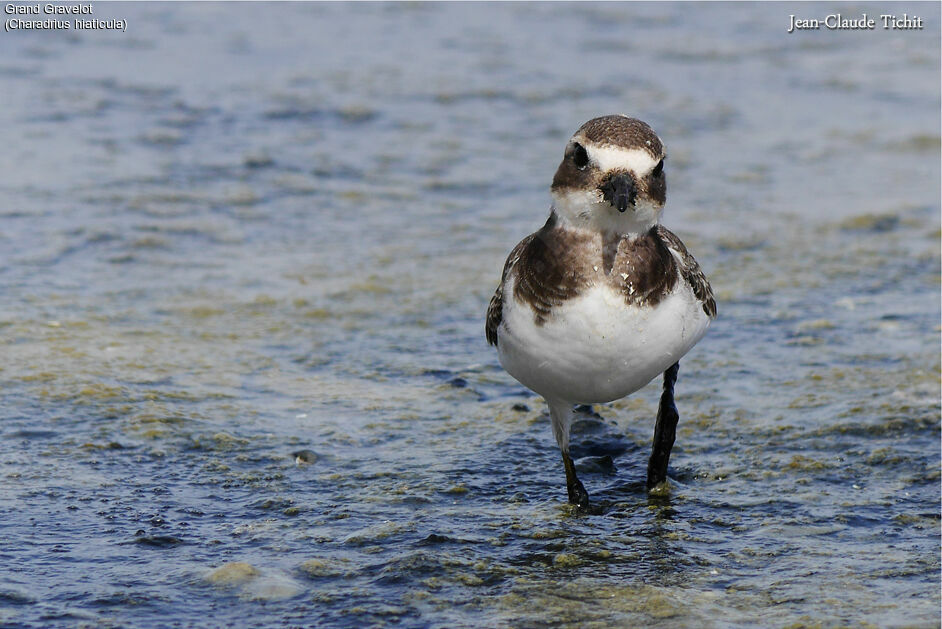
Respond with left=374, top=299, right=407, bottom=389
left=485, top=115, right=716, bottom=510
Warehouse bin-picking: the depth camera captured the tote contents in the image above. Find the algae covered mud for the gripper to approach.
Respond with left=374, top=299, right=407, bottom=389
left=0, top=3, right=939, bottom=627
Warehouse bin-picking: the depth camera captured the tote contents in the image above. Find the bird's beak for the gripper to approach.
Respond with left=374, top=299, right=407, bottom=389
left=600, top=172, right=637, bottom=213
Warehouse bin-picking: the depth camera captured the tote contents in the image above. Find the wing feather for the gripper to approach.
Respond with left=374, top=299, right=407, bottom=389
left=656, top=225, right=717, bottom=318
left=485, top=235, right=534, bottom=347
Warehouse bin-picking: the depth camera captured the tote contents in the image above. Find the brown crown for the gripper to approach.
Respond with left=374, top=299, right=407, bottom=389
left=575, top=115, right=663, bottom=156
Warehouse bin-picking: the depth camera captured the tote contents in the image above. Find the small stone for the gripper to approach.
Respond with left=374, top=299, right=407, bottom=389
left=243, top=152, right=274, bottom=169
left=293, top=450, right=318, bottom=465
left=553, top=553, right=582, bottom=568
left=575, top=455, right=617, bottom=475
left=299, top=558, right=344, bottom=578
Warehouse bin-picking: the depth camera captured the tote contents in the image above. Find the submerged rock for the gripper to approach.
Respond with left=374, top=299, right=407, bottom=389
left=241, top=573, right=304, bottom=601
left=206, top=562, right=260, bottom=586
left=574, top=455, right=616, bottom=475
left=292, top=449, right=319, bottom=465
left=206, top=562, right=304, bottom=601
left=299, top=558, right=346, bottom=578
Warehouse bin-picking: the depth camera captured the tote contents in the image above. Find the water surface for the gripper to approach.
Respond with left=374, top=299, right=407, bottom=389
left=0, top=2, right=939, bottom=627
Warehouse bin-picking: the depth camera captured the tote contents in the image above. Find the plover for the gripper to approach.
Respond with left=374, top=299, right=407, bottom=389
left=486, top=115, right=716, bottom=509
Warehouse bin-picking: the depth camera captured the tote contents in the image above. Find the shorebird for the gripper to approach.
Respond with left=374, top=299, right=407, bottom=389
left=486, top=115, right=716, bottom=509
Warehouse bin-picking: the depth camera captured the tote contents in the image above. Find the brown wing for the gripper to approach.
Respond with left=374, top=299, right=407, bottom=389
left=656, top=225, right=717, bottom=318
left=485, top=213, right=588, bottom=347
left=485, top=234, right=533, bottom=347
left=485, top=289, right=502, bottom=347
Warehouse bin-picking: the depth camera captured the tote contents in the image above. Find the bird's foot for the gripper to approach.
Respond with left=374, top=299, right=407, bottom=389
left=646, top=478, right=671, bottom=497
left=567, top=478, right=590, bottom=511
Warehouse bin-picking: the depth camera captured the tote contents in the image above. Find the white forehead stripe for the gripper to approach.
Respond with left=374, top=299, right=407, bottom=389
left=585, top=144, right=659, bottom=175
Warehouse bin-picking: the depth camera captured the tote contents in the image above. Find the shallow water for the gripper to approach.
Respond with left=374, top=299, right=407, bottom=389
left=0, top=2, right=939, bottom=627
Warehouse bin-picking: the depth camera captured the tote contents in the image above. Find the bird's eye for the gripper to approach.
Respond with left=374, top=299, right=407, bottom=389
left=651, top=159, right=664, bottom=177
left=571, top=143, right=589, bottom=169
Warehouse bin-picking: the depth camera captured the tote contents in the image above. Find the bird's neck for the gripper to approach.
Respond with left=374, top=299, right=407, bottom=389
left=550, top=200, right=660, bottom=239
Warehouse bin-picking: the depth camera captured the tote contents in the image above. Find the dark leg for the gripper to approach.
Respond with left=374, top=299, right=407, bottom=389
left=562, top=451, right=589, bottom=510
left=647, top=362, right=680, bottom=490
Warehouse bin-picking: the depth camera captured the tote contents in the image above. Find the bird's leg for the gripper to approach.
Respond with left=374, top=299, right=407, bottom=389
left=548, top=400, right=589, bottom=509
left=562, top=449, right=589, bottom=509
left=647, top=362, right=680, bottom=490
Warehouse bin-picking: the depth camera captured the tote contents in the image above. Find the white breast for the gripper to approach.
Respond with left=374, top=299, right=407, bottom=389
left=497, top=280, right=711, bottom=404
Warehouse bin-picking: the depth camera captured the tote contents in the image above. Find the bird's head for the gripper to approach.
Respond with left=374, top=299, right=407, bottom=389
left=550, top=115, right=666, bottom=235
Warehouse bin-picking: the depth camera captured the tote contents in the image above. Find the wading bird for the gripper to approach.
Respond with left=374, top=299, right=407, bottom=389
left=486, top=115, right=716, bottom=509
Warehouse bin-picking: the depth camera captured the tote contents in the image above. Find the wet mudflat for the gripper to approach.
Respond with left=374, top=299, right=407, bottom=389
left=0, top=3, right=939, bottom=628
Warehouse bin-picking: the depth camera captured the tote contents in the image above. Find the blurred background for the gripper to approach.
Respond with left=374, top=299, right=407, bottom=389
left=0, top=3, right=939, bottom=627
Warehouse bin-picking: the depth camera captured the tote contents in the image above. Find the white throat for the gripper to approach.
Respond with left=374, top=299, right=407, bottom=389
left=551, top=189, right=662, bottom=236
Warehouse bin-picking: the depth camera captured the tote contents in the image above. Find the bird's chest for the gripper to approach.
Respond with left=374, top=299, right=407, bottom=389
left=498, top=281, right=706, bottom=403
left=503, top=231, right=685, bottom=354
left=495, top=227, right=710, bottom=402
left=511, top=281, right=689, bottom=358
left=548, top=231, right=678, bottom=307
